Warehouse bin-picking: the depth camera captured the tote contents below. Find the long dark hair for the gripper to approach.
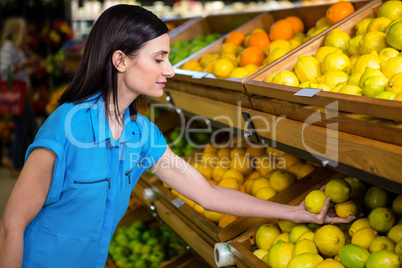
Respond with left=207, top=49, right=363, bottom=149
left=59, top=4, right=168, bottom=119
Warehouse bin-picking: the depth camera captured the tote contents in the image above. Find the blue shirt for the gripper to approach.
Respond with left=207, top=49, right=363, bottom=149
left=22, top=95, right=167, bottom=267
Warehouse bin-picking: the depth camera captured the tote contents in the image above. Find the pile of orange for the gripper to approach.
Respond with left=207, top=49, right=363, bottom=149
left=326, top=1, right=355, bottom=25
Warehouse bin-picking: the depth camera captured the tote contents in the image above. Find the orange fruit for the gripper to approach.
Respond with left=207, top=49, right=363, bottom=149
left=230, top=154, right=253, bottom=176
left=247, top=170, right=261, bottom=180
left=269, top=19, right=295, bottom=41
left=212, top=165, right=229, bottom=183
left=222, top=169, right=245, bottom=184
left=240, top=47, right=265, bottom=67
left=326, top=1, right=355, bottom=26
left=246, top=146, right=266, bottom=158
left=218, top=177, right=240, bottom=190
left=204, top=143, right=218, bottom=154
left=244, top=178, right=256, bottom=194
left=248, top=32, right=271, bottom=51
left=285, top=16, right=305, bottom=34
left=230, top=147, right=246, bottom=159
left=218, top=215, right=238, bottom=228
left=276, top=153, right=303, bottom=170
left=217, top=147, right=230, bottom=159
left=226, top=31, right=246, bottom=46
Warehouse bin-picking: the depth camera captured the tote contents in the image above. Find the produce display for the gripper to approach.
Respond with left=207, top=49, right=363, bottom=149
left=108, top=220, right=187, bottom=268
left=251, top=177, right=402, bottom=267
left=179, top=2, right=359, bottom=79
left=264, top=0, right=402, bottom=101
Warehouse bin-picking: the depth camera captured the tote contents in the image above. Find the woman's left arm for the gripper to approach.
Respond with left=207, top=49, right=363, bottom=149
left=151, top=147, right=354, bottom=225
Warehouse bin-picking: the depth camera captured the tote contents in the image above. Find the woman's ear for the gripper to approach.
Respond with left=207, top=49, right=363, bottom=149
left=112, top=50, right=127, bottom=72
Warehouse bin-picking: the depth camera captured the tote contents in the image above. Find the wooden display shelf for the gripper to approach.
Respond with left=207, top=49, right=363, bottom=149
left=164, top=16, right=199, bottom=36
left=244, top=0, right=402, bottom=124
left=172, top=1, right=372, bottom=93
left=149, top=166, right=336, bottom=243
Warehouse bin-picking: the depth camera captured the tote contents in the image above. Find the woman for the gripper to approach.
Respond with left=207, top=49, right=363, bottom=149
left=0, top=5, right=354, bottom=268
left=0, top=17, right=39, bottom=178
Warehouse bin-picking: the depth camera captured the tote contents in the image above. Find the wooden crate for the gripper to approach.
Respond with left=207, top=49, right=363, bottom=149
left=228, top=171, right=347, bottom=268
left=164, top=16, right=199, bottom=35
left=172, top=1, right=372, bottom=93
left=245, top=0, right=402, bottom=125
left=150, top=166, right=338, bottom=243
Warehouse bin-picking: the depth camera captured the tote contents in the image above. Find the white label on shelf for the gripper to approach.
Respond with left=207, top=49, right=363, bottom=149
left=294, top=88, right=322, bottom=97
left=172, top=197, right=186, bottom=208
left=192, top=72, right=208, bottom=79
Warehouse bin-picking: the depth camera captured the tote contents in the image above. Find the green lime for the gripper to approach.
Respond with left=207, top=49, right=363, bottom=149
left=339, top=244, right=370, bottom=268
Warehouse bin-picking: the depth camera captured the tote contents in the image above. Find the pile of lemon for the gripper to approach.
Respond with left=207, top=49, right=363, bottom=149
left=252, top=175, right=402, bottom=268
left=165, top=136, right=317, bottom=228
left=266, top=0, right=402, bottom=102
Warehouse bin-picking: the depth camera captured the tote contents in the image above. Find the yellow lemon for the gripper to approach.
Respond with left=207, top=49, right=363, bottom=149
left=177, top=193, right=195, bottom=207
left=369, top=236, right=396, bottom=253
left=375, top=91, right=397, bottom=99
left=338, top=244, right=370, bottom=268
left=272, top=70, right=300, bottom=87
left=296, top=163, right=316, bottom=180
left=359, top=66, right=386, bottom=88
left=298, top=231, right=315, bottom=242
left=387, top=224, right=402, bottom=243
left=220, top=41, right=238, bottom=54
left=253, top=248, right=268, bottom=260
left=289, top=224, right=311, bottom=244
left=222, top=169, right=244, bottom=184
left=311, top=26, right=329, bottom=38
left=366, top=249, right=401, bottom=268
left=377, top=0, right=402, bottom=20
left=355, top=18, right=373, bottom=35
left=352, top=227, right=378, bottom=250
left=273, top=232, right=290, bottom=245
left=228, top=67, right=249, bottom=78
left=293, top=239, right=318, bottom=256
left=255, top=223, right=281, bottom=251
left=350, top=55, right=360, bottom=65
left=211, top=165, right=229, bottom=183
left=251, top=27, right=267, bottom=35
left=335, top=200, right=358, bottom=218
left=392, top=195, right=402, bottom=216
left=324, top=28, right=351, bottom=53
left=321, top=52, right=351, bottom=74
left=314, top=46, right=343, bottom=63
left=264, top=70, right=281, bottom=83
left=195, top=162, right=213, bottom=180
left=317, top=70, right=349, bottom=88
left=395, top=92, right=402, bottom=101
left=182, top=60, right=201, bottom=70
left=314, top=224, right=346, bottom=256
left=269, top=169, right=296, bottom=192
left=266, top=39, right=292, bottom=55
left=338, top=84, right=363, bottom=96
left=287, top=252, right=324, bottom=268
left=344, top=177, right=367, bottom=206
left=352, top=51, right=382, bottom=74
left=243, top=64, right=259, bottom=75
left=218, top=177, right=240, bottom=191
left=287, top=162, right=304, bottom=176
left=211, top=58, right=234, bottom=78
left=316, top=16, right=330, bottom=29
left=347, top=72, right=363, bottom=86
left=308, top=83, right=332, bottom=91
left=251, top=177, right=271, bottom=196
left=203, top=210, right=224, bottom=223
left=362, top=75, right=389, bottom=97
left=385, top=17, right=402, bottom=33
left=367, top=17, right=392, bottom=33
left=268, top=241, right=294, bottom=268
left=244, top=178, right=256, bottom=194
left=386, top=73, right=402, bottom=95
left=294, top=55, right=322, bottom=83
left=381, top=56, right=402, bottom=79
left=201, top=152, right=219, bottom=167
left=278, top=219, right=297, bottom=233
left=193, top=203, right=205, bottom=214
left=359, top=31, right=388, bottom=55
left=293, top=32, right=306, bottom=43
left=305, top=190, right=327, bottom=214
left=276, top=153, right=303, bottom=170
left=289, top=39, right=301, bottom=49
left=324, top=178, right=352, bottom=203
left=267, top=47, right=290, bottom=64
left=368, top=207, right=396, bottom=233
left=315, top=258, right=345, bottom=268
left=255, top=186, right=277, bottom=200
left=396, top=239, right=402, bottom=256
left=230, top=154, right=253, bottom=176
left=218, top=214, right=238, bottom=228
left=348, top=34, right=363, bottom=56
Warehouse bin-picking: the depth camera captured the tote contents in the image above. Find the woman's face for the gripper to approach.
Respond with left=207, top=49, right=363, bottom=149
left=119, top=33, right=174, bottom=99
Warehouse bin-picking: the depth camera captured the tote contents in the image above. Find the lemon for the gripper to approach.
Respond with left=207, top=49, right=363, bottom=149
left=369, top=207, right=396, bottom=233
left=325, top=178, right=352, bottom=203
left=316, top=17, right=330, bottom=29
left=253, top=248, right=268, bottom=260
left=321, top=52, right=351, bottom=74
left=269, top=170, right=296, bottom=192
left=396, top=239, right=402, bottom=256
left=296, top=163, right=316, bottom=180
left=211, top=58, right=234, bottom=78
left=314, top=46, right=343, bottom=63
left=268, top=241, right=294, bottom=268
left=255, top=186, right=277, bottom=200
left=264, top=70, right=281, bottom=83
left=377, top=0, right=402, bottom=20
left=352, top=51, right=382, bottom=74
left=387, top=224, right=402, bottom=243
left=392, top=195, right=402, bottom=216
left=335, top=200, right=358, bottom=218
left=287, top=252, right=324, bottom=268
left=220, top=42, right=238, bottom=55
left=366, top=249, right=401, bottom=268
left=375, top=91, right=397, bottom=99
left=293, top=32, right=306, bottom=43
left=308, top=83, right=331, bottom=91
left=339, top=244, right=370, bottom=268
left=294, top=55, right=321, bottom=83
left=182, top=60, right=201, bottom=70
left=387, top=73, right=402, bottom=95
left=367, top=17, right=392, bottom=33
left=364, top=186, right=390, bottom=212
left=316, top=258, right=345, bottom=268
left=348, top=35, right=363, bottom=56
left=289, top=40, right=301, bottom=49
left=293, top=239, right=318, bottom=256
left=228, top=67, right=249, bottom=78
left=278, top=219, right=297, bottom=233
left=359, top=67, right=386, bottom=88
left=379, top=47, right=399, bottom=62
left=362, top=75, right=389, bottom=97
left=317, top=70, right=349, bottom=88
left=272, top=70, right=300, bottom=86
left=273, top=232, right=290, bottom=245
left=305, top=190, right=327, bottom=214
left=203, top=210, right=224, bottom=223
left=344, top=177, right=367, bottom=206
left=387, top=21, right=402, bottom=50
left=381, top=56, right=402, bottom=79
left=385, top=17, right=402, bottom=33
left=369, top=236, right=396, bottom=253
left=324, top=28, right=351, bottom=53
left=243, top=64, right=259, bottom=74
left=314, top=225, right=346, bottom=256
left=395, top=92, right=402, bottom=101
left=347, top=73, right=363, bottom=86
left=352, top=227, right=378, bottom=250
left=268, top=47, right=290, bottom=64
left=298, top=231, right=315, bottom=241
left=311, top=26, right=329, bottom=38
left=266, top=39, right=292, bottom=55
left=255, top=223, right=281, bottom=251
left=251, top=177, right=270, bottom=196
left=289, top=224, right=311, bottom=244
left=355, top=18, right=374, bottom=35
left=359, top=31, right=388, bottom=55
left=338, top=85, right=363, bottom=96
left=350, top=55, right=360, bottom=66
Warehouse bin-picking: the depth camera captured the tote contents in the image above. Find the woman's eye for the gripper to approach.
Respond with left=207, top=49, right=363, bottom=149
left=156, top=59, right=163, bottom=63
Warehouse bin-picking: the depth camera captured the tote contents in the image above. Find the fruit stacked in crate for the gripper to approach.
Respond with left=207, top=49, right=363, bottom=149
left=163, top=135, right=317, bottom=229
left=109, top=220, right=187, bottom=268
left=248, top=176, right=402, bottom=268
left=264, top=1, right=402, bottom=101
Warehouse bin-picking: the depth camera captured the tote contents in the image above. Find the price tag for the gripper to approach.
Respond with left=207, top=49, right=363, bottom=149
left=294, top=88, right=322, bottom=97
left=192, top=72, right=208, bottom=79
left=171, top=197, right=186, bottom=208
